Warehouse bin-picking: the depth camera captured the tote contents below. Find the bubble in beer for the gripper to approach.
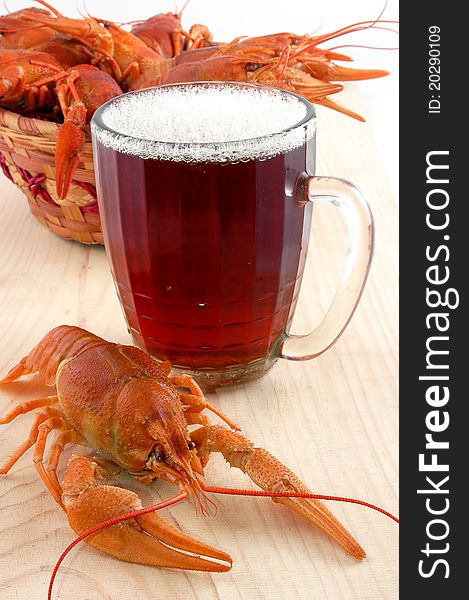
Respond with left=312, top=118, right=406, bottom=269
left=92, top=83, right=315, bottom=162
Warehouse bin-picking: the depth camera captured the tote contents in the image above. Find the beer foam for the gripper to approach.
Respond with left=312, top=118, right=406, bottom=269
left=92, top=84, right=315, bottom=162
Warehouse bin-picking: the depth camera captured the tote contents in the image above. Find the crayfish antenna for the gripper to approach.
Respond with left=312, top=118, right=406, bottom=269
left=32, top=0, right=63, bottom=17
left=187, top=467, right=219, bottom=517
left=310, top=19, right=399, bottom=47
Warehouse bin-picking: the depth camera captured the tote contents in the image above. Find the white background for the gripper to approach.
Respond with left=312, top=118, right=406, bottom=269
left=6, top=0, right=399, bottom=197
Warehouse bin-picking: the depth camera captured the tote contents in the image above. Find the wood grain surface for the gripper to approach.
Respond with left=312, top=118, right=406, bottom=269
left=0, top=90, right=398, bottom=600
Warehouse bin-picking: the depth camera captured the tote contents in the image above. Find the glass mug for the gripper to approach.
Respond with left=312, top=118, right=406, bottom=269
left=91, top=82, right=373, bottom=389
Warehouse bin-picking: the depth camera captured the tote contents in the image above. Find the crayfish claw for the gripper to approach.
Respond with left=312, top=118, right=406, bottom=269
left=63, top=456, right=232, bottom=572
left=244, top=447, right=366, bottom=559
left=271, top=485, right=366, bottom=559
left=327, top=65, right=389, bottom=82
left=194, top=426, right=365, bottom=559
left=55, top=101, right=87, bottom=199
left=136, top=510, right=232, bottom=569
left=315, top=96, right=366, bottom=122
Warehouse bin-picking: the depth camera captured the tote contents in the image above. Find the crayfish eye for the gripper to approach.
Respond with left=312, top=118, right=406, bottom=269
left=187, top=441, right=196, bottom=450
left=245, top=62, right=262, bottom=72
left=152, top=445, right=169, bottom=461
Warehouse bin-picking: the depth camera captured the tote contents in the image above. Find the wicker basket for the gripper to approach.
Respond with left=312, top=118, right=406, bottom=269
left=0, top=107, right=103, bottom=244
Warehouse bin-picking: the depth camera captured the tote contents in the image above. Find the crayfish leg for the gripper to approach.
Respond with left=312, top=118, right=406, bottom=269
left=0, top=395, right=58, bottom=425
left=0, top=404, right=65, bottom=494
left=171, top=374, right=239, bottom=430
left=0, top=411, right=49, bottom=475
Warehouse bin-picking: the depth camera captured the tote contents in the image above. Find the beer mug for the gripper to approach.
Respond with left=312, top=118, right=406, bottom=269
left=91, top=82, right=373, bottom=389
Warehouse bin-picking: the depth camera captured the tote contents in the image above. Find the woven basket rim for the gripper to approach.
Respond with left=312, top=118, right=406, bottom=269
left=0, top=106, right=63, bottom=138
left=0, top=106, right=101, bottom=243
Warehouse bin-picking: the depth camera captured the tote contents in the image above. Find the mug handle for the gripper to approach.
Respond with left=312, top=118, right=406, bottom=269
left=279, top=176, right=374, bottom=361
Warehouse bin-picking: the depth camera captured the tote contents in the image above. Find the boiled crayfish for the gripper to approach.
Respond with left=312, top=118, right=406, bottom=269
left=1, top=325, right=367, bottom=580
left=0, top=0, right=396, bottom=199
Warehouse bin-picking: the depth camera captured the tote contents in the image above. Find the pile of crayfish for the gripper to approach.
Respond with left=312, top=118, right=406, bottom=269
left=0, top=1, right=391, bottom=199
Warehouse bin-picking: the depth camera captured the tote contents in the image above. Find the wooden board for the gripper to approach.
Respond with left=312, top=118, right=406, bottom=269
left=0, top=91, right=398, bottom=600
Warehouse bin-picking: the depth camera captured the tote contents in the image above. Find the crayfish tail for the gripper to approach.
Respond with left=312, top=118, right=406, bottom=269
left=0, top=326, right=106, bottom=386
left=0, top=356, right=31, bottom=384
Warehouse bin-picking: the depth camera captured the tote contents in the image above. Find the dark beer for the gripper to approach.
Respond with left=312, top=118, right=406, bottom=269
left=92, top=84, right=315, bottom=372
